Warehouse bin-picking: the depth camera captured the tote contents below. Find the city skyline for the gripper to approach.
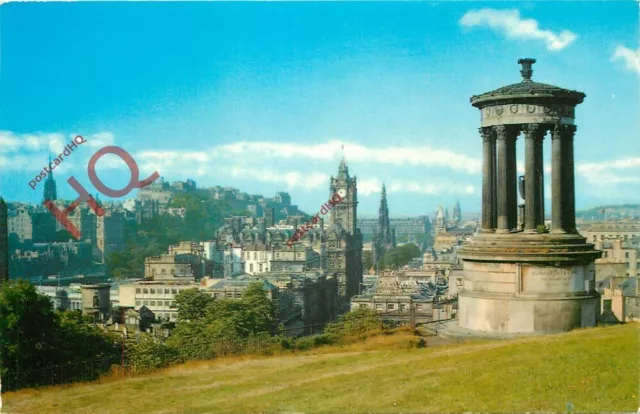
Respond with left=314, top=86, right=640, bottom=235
left=0, top=2, right=638, bottom=217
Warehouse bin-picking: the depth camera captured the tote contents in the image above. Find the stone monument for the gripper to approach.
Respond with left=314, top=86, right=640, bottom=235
left=457, top=58, right=602, bottom=334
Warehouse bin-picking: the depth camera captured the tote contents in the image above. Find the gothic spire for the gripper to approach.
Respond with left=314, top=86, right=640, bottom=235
left=338, top=156, right=349, bottom=178
left=42, top=155, right=58, bottom=203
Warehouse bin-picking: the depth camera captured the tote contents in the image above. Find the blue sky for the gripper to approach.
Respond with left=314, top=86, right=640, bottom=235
left=0, top=1, right=638, bottom=218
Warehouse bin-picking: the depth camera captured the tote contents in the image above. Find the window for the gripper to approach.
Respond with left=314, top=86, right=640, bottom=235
left=259, top=264, right=263, bottom=272
left=161, top=269, right=166, bottom=274
left=375, top=303, right=383, bottom=310
left=164, top=301, right=170, bottom=306
left=136, top=288, right=141, bottom=294
left=135, top=301, right=141, bottom=306
left=400, top=304, right=407, bottom=312
left=627, top=263, right=630, bottom=269
left=143, top=289, right=149, bottom=294
left=250, top=264, right=254, bottom=273
left=254, top=252, right=257, bottom=260
left=416, top=305, right=423, bottom=311
left=171, top=289, right=177, bottom=294
left=360, top=304, right=367, bottom=309
left=164, top=289, right=170, bottom=294
left=604, top=251, right=608, bottom=258
left=235, top=293, right=242, bottom=298
left=226, top=292, right=233, bottom=298
left=150, top=301, right=156, bottom=306
left=603, top=299, right=612, bottom=312
left=626, top=252, right=630, bottom=259
left=387, top=303, right=394, bottom=310
left=143, top=301, right=149, bottom=306
left=150, top=289, right=156, bottom=294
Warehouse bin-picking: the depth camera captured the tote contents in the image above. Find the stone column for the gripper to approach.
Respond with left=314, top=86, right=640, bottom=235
left=551, top=124, right=567, bottom=233
left=523, top=124, right=544, bottom=231
left=491, top=137, right=497, bottom=228
left=506, top=130, right=518, bottom=231
left=495, top=125, right=518, bottom=233
left=564, top=125, right=577, bottom=233
left=535, top=135, right=545, bottom=228
left=480, top=127, right=495, bottom=232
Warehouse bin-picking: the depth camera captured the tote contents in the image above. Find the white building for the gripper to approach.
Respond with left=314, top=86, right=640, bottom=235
left=243, top=244, right=273, bottom=275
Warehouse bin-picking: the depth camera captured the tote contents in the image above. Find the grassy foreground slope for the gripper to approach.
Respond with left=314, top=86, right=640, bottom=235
left=4, top=324, right=639, bottom=413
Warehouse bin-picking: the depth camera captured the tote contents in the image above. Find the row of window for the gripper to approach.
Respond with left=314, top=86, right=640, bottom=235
left=135, top=300, right=177, bottom=307
left=361, top=303, right=425, bottom=311
left=135, top=288, right=180, bottom=295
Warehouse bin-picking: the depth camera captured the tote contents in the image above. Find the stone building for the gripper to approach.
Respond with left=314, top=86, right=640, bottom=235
left=243, top=244, right=273, bottom=275
left=260, top=271, right=339, bottom=326
left=594, top=238, right=639, bottom=277
left=0, top=197, right=8, bottom=282
left=81, top=283, right=111, bottom=323
left=271, top=244, right=323, bottom=272
left=579, top=222, right=640, bottom=245
left=7, top=204, right=56, bottom=243
left=144, top=253, right=203, bottom=281
left=95, top=209, right=125, bottom=263
left=327, top=159, right=364, bottom=304
left=119, top=280, right=198, bottom=323
left=457, top=58, right=601, bottom=334
left=351, top=275, right=437, bottom=324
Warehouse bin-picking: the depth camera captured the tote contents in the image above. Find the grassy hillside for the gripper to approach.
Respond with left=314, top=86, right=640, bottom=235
left=3, top=324, right=639, bottom=413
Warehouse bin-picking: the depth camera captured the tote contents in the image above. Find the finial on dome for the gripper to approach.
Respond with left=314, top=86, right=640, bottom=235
left=517, top=58, right=536, bottom=82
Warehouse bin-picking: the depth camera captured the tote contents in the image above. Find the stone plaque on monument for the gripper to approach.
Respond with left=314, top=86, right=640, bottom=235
left=521, top=266, right=580, bottom=294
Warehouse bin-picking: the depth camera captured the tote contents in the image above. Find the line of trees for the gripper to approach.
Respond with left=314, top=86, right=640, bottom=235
left=1, top=277, right=396, bottom=391
left=363, top=243, right=423, bottom=272
left=0, top=280, right=121, bottom=391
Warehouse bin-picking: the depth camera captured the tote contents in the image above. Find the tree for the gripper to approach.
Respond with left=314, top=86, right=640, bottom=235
left=175, top=288, right=216, bottom=322
left=238, top=283, right=278, bottom=335
left=379, top=243, right=422, bottom=270
left=0, top=279, right=59, bottom=387
left=0, top=280, right=119, bottom=390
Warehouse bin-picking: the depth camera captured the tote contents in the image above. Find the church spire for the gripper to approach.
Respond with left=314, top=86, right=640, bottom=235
left=43, top=155, right=58, bottom=203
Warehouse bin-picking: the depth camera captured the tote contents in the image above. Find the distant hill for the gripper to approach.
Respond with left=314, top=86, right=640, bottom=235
left=577, top=204, right=640, bottom=221
left=4, top=324, right=638, bottom=413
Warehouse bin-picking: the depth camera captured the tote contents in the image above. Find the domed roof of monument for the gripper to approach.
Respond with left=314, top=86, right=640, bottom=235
left=470, top=58, right=585, bottom=108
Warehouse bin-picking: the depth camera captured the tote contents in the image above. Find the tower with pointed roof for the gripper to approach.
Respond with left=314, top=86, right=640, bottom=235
left=327, top=158, right=363, bottom=304
left=453, top=199, right=462, bottom=225
left=372, top=184, right=394, bottom=269
left=43, top=156, right=58, bottom=203
left=0, top=197, right=9, bottom=282
left=435, top=205, right=447, bottom=235
left=378, top=184, right=393, bottom=249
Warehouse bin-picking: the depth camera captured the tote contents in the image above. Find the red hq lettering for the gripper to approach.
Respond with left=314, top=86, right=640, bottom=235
left=43, top=139, right=159, bottom=239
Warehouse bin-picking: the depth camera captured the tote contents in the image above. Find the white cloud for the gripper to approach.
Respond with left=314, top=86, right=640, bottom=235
left=460, top=9, right=577, bottom=51
left=612, top=46, right=640, bottom=75
left=576, top=157, right=640, bottom=186
left=387, top=180, right=476, bottom=195
left=219, top=140, right=481, bottom=174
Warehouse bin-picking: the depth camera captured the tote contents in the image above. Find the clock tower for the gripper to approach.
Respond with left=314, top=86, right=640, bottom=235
left=327, top=158, right=363, bottom=306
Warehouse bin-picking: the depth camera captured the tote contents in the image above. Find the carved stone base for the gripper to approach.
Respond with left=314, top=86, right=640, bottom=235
left=457, top=233, right=601, bottom=334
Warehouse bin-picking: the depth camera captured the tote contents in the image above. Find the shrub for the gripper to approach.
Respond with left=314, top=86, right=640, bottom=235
left=325, top=308, right=386, bottom=342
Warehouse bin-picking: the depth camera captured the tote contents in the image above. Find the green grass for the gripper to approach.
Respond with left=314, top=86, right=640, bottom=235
left=3, top=324, right=639, bottom=413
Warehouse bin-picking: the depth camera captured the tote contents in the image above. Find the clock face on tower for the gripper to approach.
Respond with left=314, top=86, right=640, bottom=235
left=337, top=189, right=346, bottom=198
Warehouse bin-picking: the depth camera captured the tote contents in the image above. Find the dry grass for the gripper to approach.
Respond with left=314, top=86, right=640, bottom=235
left=3, top=324, right=639, bottom=413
